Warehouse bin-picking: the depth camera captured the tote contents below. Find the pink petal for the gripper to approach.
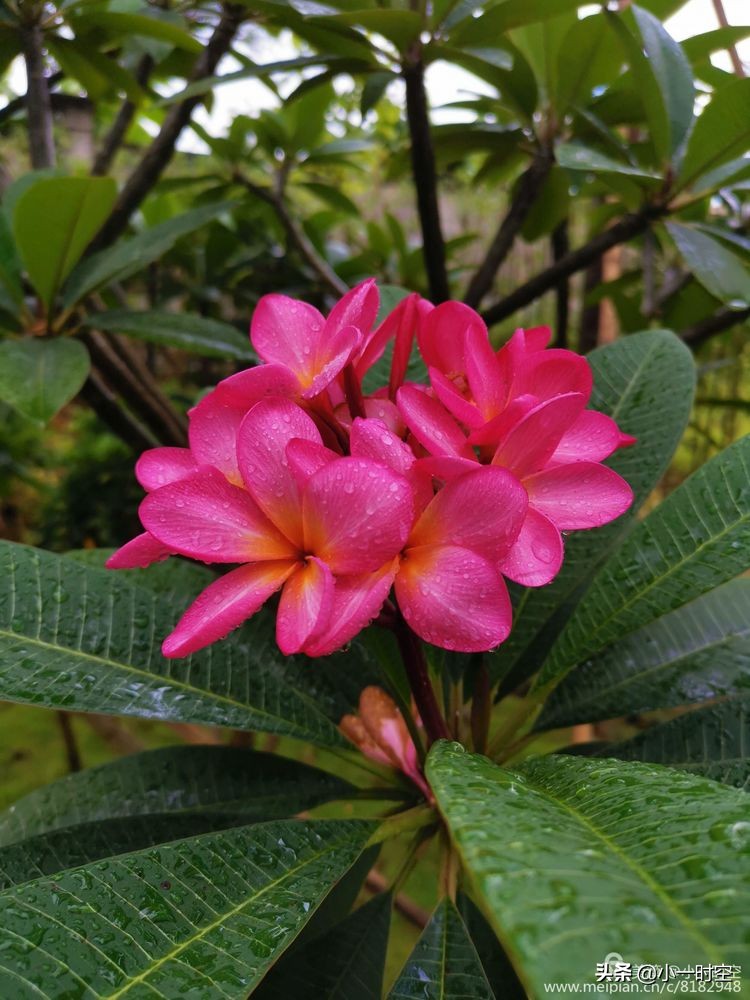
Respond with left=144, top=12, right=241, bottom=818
left=516, top=349, right=593, bottom=404
left=188, top=393, right=244, bottom=485
left=550, top=410, right=630, bottom=465
left=250, top=294, right=326, bottom=381
left=417, top=301, right=483, bottom=374
left=409, top=467, right=527, bottom=561
left=304, top=558, right=399, bottom=656
left=397, top=385, right=474, bottom=459
left=522, top=325, right=552, bottom=351
left=351, top=417, right=433, bottom=511
left=430, top=367, right=483, bottom=428
left=465, top=321, right=507, bottom=420
left=416, top=455, right=478, bottom=482
left=303, top=458, right=413, bottom=574
left=106, top=532, right=173, bottom=569
left=467, top=395, right=536, bottom=447
left=498, top=508, right=563, bottom=586
left=492, top=393, right=586, bottom=479
left=326, top=279, right=379, bottom=340
left=395, top=544, right=512, bottom=652
left=236, top=399, right=321, bottom=546
left=286, top=438, right=337, bottom=488
left=162, top=560, right=296, bottom=658
left=140, top=468, right=297, bottom=563
left=525, top=462, right=634, bottom=530
left=276, top=557, right=334, bottom=655
left=302, top=324, right=360, bottom=399
left=211, top=364, right=300, bottom=408
left=135, top=448, right=198, bottom=492
left=334, top=396, right=404, bottom=435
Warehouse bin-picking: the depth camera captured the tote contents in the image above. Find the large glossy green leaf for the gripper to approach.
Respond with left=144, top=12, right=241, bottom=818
left=12, top=177, right=116, bottom=309
left=556, top=13, right=623, bottom=111
left=539, top=579, right=750, bottom=728
left=0, top=818, right=373, bottom=998
left=610, top=696, right=750, bottom=791
left=0, top=541, right=346, bottom=747
left=665, top=223, right=750, bottom=308
left=539, top=434, right=750, bottom=688
left=87, top=310, right=256, bottom=361
left=428, top=742, right=750, bottom=991
left=491, top=330, right=695, bottom=688
left=65, top=548, right=215, bottom=600
left=62, top=201, right=235, bottom=308
left=678, top=77, right=750, bottom=191
left=0, top=338, right=90, bottom=424
left=0, top=746, right=353, bottom=848
left=257, top=893, right=391, bottom=999
left=556, top=142, right=660, bottom=181
left=389, top=898, right=495, bottom=1000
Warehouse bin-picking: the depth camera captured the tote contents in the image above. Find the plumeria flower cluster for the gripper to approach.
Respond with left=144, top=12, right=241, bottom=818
left=108, top=279, right=634, bottom=659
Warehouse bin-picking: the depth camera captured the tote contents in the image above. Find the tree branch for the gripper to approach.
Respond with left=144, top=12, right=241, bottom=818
left=92, top=54, right=154, bottom=176
left=20, top=20, right=56, bottom=168
left=234, top=171, right=348, bottom=297
left=551, top=219, right=570, bottom=349
left=78, top=369, right=159, bottom=452
left=464, top=149, right=553, bottom=308
left=89, top=3, right=244, bottom=251
left=482, top=204, right=664, bottom=327
left=680, top=305, right=750, bottom=349
left=403, top=53, right=450, bottom=304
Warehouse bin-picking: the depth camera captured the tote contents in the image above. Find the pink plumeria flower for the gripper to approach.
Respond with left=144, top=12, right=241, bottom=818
left=134, top=399, right=413, bottom=658
left=339, top=686, right=430, bottom=798
left=350, top=417, right=527, bottom=651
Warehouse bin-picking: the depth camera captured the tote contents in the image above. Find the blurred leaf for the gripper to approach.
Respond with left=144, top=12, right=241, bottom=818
left=451, top=0, right=582, bottom=45
left=427, top=742, right=750, bottom=991
left=539, top=579, right=750, bottom=728
left=0, top=818, right=374, bottom=998
left=520, top=165, right=570, bottom=242
left=300, top=182, right=359, bottom=217
left=0, top=339, right=90, bottom=424
left=678, top=77, right=750, bottom=190
left=665, top=223, right=750, bottom=308
left=0, top=211, right=22, bottom=306
left=556, top=13, right=623, bottom=111
left=63, top=201, right=235, bottom=308
left=72, top=10, right=201, bottom=52
left=13, top=176, right=116, bottom=309
left=310, top=10, right=422, bottom=51
left=47, top=36, right=145, bottom=102
left=286, top=80, right=335, bottom=151
left=87, top=310, right=256, bottom=361
left=0, top=542, right=347, bottom=747
left=556, top=142, right=660, bottom=180
left=159, top=55, right=328, bottom=105
left=491, top=331, right=695, bottom=688
left=539, top=435, right=750, bottom=689
left=610, top=696, right=750, bottom=791
left=681, top=26, right=750, bottom=64
left=390, top=898, right=496, bottom=999
left=361, top=70, right=396, bottom=116
left=0, top=745, right=352, bottom=848
left=257, top=893, right=391, bottom=1000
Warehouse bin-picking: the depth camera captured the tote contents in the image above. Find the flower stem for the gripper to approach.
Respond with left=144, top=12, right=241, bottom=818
left=394, top=615, right=451, bottom=745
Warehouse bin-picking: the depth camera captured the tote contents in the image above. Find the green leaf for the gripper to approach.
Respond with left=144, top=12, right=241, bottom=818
left=451, top=0, right=582, bottom=45
left=0, top=745, right=352, bottom=848
left=427, top=742, right=750, bottom=991
left=681, top=26, right=750, bottom=65
left=389, top=898, right=496, bottom=1000
left=361, top=71, right=396, bottom=115
left=87, top=310, right=256, bottom=361
left=159, top=56, right=329, bottom=106
left=257, top=893, right=391, bottom=999
left=491, top=330, right=696, bottom=688
left=0, top=211, right=22, bottom=306
left=610, top=696, right=750, bottom=791
left=12, top=176, right=116, bottom=309
left=62, top=201, right=235, bottom=309
left=665, top=223, right=750, bottom=308
left=300, top=182, right=360, bottom=217
left=65, top=548, right=215, bottom=600
left=0, top=338, right=90, bottom=424
left=72, top=11, right=202, bottom=52
left=520, top=165, right=570, bottom=242
left=678, top=78, right=750, bottom=190
left=310, top=10, right=422, bottom=51
left=556, top=13, right=623, bottom=111
left=0, top=818, right=374, bottom=998
left=539, top=579, right=750, bottom=729
left=538, top=434, right=750, bottom=689
left=47, top=36, right=145, bottom=102
left=0, top=542, right=346, bottom=747
left=556, top=142, right=660, bottom=180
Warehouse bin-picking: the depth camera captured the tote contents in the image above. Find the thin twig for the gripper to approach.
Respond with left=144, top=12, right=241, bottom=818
left=482, top=204, right=664, bottom=327
left=92, top=54, right=154, bottom=176
left=403, top=51, right=450, bottom=303
left=464, top=149, right=553, bottom=308
left=394, top=614, right=450, bottom=745
left=681, top=305, right=750, bottom=349
left=78, top=368, right=159, bottom=452
left=233, top=170, right=348, bottom=297
left=364, top=869, right=430, bottom=928
left=710, top=0, right=745, bottom=77
left=89, top=3, right=244, bottom=252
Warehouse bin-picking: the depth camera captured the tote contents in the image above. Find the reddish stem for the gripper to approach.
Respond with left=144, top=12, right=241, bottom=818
left=394, top=615, right=450, bottom=745
left=343, top=363, right=367, bottom=421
